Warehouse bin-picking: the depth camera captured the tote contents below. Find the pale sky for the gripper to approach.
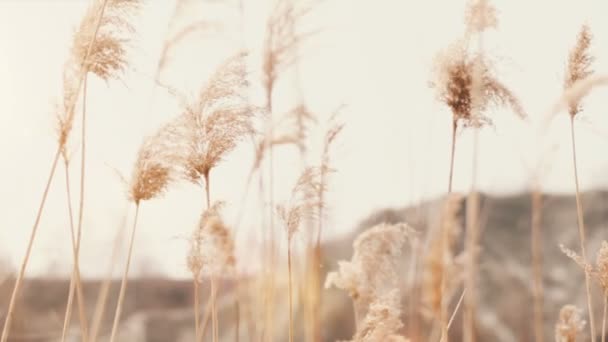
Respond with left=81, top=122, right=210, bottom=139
left=1, top=0, right=608, bottom=278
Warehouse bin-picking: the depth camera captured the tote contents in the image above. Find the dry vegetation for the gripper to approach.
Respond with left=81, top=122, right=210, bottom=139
left=2, top=0, right=608, bottom=341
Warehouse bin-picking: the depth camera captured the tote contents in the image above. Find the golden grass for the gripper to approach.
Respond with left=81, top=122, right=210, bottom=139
left=5, top=1, right=608, bottom=342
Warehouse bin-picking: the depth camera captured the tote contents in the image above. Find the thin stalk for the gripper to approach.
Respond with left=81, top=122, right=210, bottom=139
left=464, top=129, right=479, bottom=342
left=109, top=203, right=141, bottom=342
left=440, top=118, right=458, bottom=342
left=287, top=238, right=294, bottom=342
left=602, top=294, right=607, bottom=342
left=89, top=204, right=130, bottom=342
left=211, top=277, right=219, bottom=342
left=204, top=171, right=211, bottom=210
left=531, top=188, right=544, bottom=342
left=200, top=300, right=212, bottom=340
left=447, top=119, right=457, bottom=194
left=194, top=281, right=201, bottom=341
left=0, top=148, right=61, bottom=342
left=439, top=289, right=466, bottom=342
left=60, top=161, right=89, bottom=342
left=73, top=72, right=90, bottom=340
left=234, top=284, right=240, bottom=342
left=570, top=115, right=596, bottom=342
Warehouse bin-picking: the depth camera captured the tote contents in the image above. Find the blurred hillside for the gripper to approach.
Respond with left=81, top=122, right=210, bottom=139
left=2, top=190, right=608, bottom=341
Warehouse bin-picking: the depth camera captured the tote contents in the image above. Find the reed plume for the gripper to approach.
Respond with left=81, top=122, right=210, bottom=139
left=179, top=52, right=254, bottom=208
left=325, top=222, right=413, bottom=340
left=0, top=1, right=140, bottom=340
left=561, top=24, right=597, bottom=342
left=277, top=166, right=326, bottom=342
left=61, top=1, right=140, bottom=340
left=431, top=16, right=524, bottom=339
left=261, top=2, right=317, bottom=336
left=188, top=202, right=236, bottom=342
left=109, top=120, right=181, bottom=342
left=461, top=1, right=499, bottom=341
left=556, top=305, right=586, bottom=342
left=305, top=113, right=343, bottom=342
left=562, top=241, right=608, bottom=342
left=174, top=52, right=253, bottom=342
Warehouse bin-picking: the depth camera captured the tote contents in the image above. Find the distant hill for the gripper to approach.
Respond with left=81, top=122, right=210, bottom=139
left=2, top=190, right=608, bottom=341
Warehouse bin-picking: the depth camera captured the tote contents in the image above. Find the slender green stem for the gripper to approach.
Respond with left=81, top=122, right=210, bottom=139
left=0, top=148, right=61, bottom=342
left=109, top=203, right=141, bottom=342
left=570, top=116, right=596, bottom=342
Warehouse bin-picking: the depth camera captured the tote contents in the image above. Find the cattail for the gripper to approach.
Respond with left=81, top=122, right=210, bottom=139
left=562, top=24, right=597, bottom=342
left=325, top=223, right=413, bottom=327
left=556, top=305, right=586, bottom=342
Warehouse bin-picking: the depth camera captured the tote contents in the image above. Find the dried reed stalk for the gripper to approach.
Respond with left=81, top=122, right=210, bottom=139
left=178, top=52, right=252, bottom=342
left=431, top=14, right=525, bottom=338
left=63, top=0, right=139, bottom=338
left=60, top=154, right=88, bottom=342
left=0, top=0, right=126, bottom=338
left=261, top=2, right=318, bottom=337
left=0, top=149, right=61, bottom=342
left=531, top=187, right=544, bottom=342
left=188, top=203, right=236, bottom=342
left=88, top=204, right=130, bottom=342
left=109, top=120, right=180, bottom=341
left=564, top=24, right=596, bottom=342
left=277, top=166, right=326, bottom=342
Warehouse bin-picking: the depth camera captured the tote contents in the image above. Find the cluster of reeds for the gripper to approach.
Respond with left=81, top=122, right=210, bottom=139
left=5, top=0, right=608, bottom=342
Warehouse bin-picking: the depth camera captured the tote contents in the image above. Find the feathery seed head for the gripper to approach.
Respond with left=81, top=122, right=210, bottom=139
left=325, top=223, right=413, bottom=322
left=595, top=241, right=608, bottom=291
left=187, top=202, right=236, bottom=281
left=351, top=290, right=408, bottom=342
left=432, top=41, right=525, bottom=127
left=72, top=0, right=140, bottom=81
left=129, top=121, right=182, bottom=203
left=465, top=0, right=498, bottom=34
left=564, top=25, right=594, bottom=117
left=555, top=305, right=585, bottom=342
left=181, top=53, right=255, bottom=184
left=278, top=166, right=328, bottom=240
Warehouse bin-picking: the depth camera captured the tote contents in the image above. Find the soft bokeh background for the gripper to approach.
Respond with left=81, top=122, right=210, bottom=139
left=1, top=0, right=608, bottom=278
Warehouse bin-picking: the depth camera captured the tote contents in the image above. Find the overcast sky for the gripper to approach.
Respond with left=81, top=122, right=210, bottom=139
left=1, top=0, right=608, bottom=278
